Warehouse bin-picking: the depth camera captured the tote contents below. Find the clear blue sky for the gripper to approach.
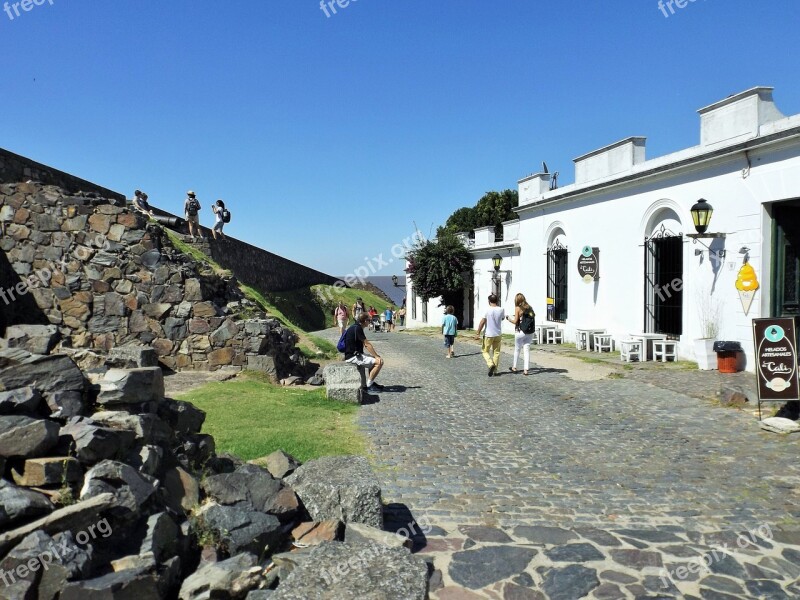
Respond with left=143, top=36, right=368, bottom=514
left=2, top=0, right=799, bottom=277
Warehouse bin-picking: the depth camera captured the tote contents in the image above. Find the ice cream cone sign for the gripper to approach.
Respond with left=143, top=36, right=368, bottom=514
left=735, top=262, right=759, bottom=316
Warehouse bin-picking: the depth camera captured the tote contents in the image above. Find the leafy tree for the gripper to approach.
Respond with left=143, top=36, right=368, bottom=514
left=406, top=232, right=474, bottom=302
left=438, top=190, right=519, bottom=237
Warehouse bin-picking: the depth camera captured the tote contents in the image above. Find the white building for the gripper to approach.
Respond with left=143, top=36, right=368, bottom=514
left=406, top=86, right=800, bottom=371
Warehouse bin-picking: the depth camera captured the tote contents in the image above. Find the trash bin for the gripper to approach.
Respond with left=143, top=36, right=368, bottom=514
left=713, top=341, right=743, bottom=373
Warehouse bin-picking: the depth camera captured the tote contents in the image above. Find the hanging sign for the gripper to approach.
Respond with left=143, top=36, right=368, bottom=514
left=577, top=246, right=599, bottom=283
left=735, top=262, right=760, bottom=316
left=753, top=318, right=799, bottom=404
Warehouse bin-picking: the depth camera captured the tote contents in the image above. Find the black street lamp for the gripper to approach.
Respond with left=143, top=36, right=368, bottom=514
left=391, top=275, right=399, bottom=287
left=688, top=198, right=725, bottom=239
left=690, top=198, right=713, bottom=234
left=492, top=254, right=503, bottom=271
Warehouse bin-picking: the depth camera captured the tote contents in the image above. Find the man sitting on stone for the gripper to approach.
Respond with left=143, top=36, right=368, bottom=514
left=344, top=313, right=385, bottom=392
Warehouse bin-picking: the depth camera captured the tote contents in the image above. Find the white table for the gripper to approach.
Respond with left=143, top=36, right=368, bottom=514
left=575, top=328, right=606, bottom=351
left=629, top=333, right=668, bottom=361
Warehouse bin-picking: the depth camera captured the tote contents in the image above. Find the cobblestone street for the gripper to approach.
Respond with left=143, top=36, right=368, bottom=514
left=317, top=328, right=800, bottom=599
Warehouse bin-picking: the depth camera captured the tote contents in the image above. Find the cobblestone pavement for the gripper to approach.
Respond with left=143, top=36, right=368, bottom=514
left=316, top=328, right=800, bottom=599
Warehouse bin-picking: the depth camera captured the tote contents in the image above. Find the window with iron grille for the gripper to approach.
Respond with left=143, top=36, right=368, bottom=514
left=547, top=241, right=568, bottom=323
left=644, top=226, right=683, bottom=337
left=412, top=290, right=417, bottom=320
left=422, top=300, right=427, bottom=323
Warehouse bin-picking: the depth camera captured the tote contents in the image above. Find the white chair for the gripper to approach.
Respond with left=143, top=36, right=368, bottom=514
left=619, top=340, right=642, bottom=362
left=531, top=330, right=540, bottom=345
left=594, top=334, right=613, bottom=353
left=653, top=340, right=677, bottom=362
left=547, top=329, right=564, bottom=344
left=576, top=331, right=588, bottom=350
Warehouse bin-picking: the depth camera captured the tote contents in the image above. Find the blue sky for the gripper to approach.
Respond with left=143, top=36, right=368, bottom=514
left=2, top=0, right=799, bottom=277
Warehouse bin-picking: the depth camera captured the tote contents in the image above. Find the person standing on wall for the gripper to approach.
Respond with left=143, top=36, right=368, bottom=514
left=211, top=199, right=227, bottom=241
left=476, top=294, right=505, bottom=376
left=442, top=305, right=458, bottom=358
left=507, top=293, right=535, bottom=376
left=184, top=190, right=201, bottom=241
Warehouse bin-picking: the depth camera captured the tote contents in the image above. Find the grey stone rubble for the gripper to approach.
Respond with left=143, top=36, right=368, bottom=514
left=0, top=348, right=430, bottom=598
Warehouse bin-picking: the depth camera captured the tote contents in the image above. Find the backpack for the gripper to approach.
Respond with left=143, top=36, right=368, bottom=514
left=222, top=209, right=231, bottom=223
left=337, top=329, right=347, bottom=353
left=186, top=198, right=200, bottom=216
left=520, top=308, right=536, bottom=334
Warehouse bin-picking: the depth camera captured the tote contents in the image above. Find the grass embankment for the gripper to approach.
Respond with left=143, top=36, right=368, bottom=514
left=176, top=373, right=365, bottom=462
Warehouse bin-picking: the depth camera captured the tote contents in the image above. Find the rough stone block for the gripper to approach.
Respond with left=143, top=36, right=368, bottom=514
left=0, top=386, right=42, bottom=415
left=0, top=415, right=60, bottom=458
left=179, top=553, right=262, bottom=600
left=0, top=480, right=55, bottom=528
left=285, top=455, right=383, bottom=528
left=199, top=503, right=284, bottom=557
left=345, top=522, right=414, bottom=551
left=97, top=367, right=164, bottom=406
left=323, top=362, right=363, bottom=405
left=4, top=324, right=60, bottom=355
left=270, top=541, right=428, bottom=600
left=107, top=344, right=159, bottom=368
left=12, top=456, right=82, bottom=487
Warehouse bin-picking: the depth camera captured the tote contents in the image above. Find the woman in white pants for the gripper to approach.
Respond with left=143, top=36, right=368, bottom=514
left=506, top=293, right=535, bottom=375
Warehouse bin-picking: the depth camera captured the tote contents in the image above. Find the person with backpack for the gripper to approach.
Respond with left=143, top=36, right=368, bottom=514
left=341, top=313, right=385, bottom=393
left=211, top=199, right=229, bottom=241
left=507, top=292, right=536, bottom=375
left=442, top=305, right=458, bottom=358
left=184, top=190, right=202, bottom=240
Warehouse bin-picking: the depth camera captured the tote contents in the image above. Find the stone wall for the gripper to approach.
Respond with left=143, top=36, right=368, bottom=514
left=150, top=207, right=340, bottom=293
left=0, top=148, right=124, bottom=202
left=0, top=182, right=306, bottom=378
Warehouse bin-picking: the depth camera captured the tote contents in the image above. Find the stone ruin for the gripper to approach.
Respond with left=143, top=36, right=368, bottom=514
left=0, top=182, right=307, bottom=380
left=0, top=349, right=430, bottom=599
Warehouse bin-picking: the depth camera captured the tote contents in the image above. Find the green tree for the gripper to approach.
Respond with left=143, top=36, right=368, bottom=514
left=438, top=190, right=519, bottom=238
left=406, top=232, right=474, bottom=302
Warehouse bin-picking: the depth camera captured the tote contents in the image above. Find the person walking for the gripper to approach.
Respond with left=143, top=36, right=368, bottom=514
left=343, top=313, right=385, bottom=392
left=211, top=199, right=227, bottom=241
left=476, top=294, right=505, bottom=376
left=397, top=303, right=406, bottom=327
left=352, top=298, right=365, bottom=324
left=384, top=306, right=395, bottom=332
left=184, top=191, right=201, bottom=240
left=442, top=305, right=458, bottom=358
left=507, top=293, right=536, bottom=375
left=334, top=301, right=349, bottom=335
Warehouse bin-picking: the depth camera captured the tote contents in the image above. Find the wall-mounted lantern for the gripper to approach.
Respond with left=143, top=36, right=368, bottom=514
left=687, top=198, right=725, bottom=239
left=492, top=253, right=503, bottom=271
left=392, top=275, right=399, bottom=287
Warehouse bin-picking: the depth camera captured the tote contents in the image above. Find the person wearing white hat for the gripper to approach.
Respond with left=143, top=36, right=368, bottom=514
left=184, top=190, right=201, bottom=240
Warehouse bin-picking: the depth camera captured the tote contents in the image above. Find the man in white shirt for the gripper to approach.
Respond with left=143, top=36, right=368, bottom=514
left=476, top=294, right=505, bottom=376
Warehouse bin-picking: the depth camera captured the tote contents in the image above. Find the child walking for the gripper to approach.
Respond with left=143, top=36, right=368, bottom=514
left=442, top=305, right=458, bottom=358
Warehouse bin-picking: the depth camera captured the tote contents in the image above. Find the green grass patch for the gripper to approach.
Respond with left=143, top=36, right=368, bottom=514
left=176, top=373, right=365, bottom=462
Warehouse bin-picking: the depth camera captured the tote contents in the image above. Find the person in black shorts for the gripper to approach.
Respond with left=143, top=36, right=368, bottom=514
left=344, top=313, right=385, bottom=392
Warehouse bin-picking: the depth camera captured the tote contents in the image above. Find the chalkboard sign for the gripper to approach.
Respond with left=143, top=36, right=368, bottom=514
left=753, top=318, right=799, bottom=405
left=577, top=246, right=599, bottom=283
